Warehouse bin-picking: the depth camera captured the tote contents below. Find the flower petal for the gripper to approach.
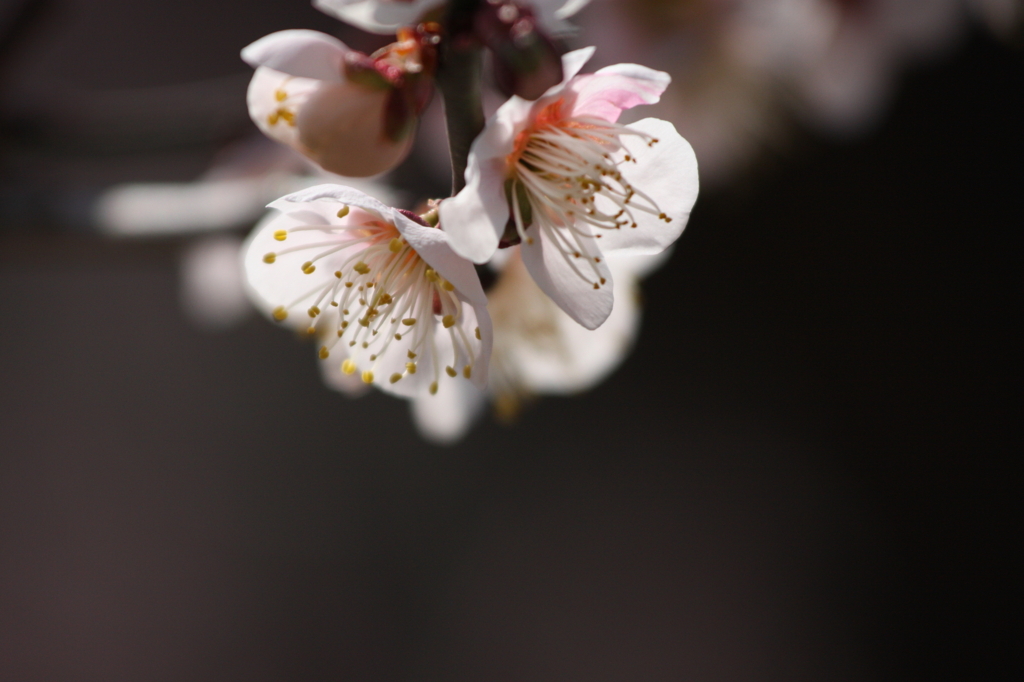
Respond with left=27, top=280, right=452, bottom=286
left=593, top=117, right=699, bottom=256
left=246, top=67, right=318, bottom=151
left=439, top=154, right=509, bottom=264
left=314, top=0, right=443, bottom=35
left=512, top=253, right=640, bottom=393
left=567, top=64, right=670, bottom=122
left=243, top=208, right=357, bottom=330
left=519, top=221, right=614, bottom=330
left=410, top=367, right=486, bottom=444
left=241, top=30, right=349, bottom=82
left=559, top=46, right=596, bottom=83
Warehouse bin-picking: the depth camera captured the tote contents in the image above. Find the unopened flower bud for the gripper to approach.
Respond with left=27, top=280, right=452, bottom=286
left=243, top=29, right=437, bottom=177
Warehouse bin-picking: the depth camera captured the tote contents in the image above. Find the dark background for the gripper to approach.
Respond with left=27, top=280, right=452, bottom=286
left=0, top=1, right=1020, bottom=680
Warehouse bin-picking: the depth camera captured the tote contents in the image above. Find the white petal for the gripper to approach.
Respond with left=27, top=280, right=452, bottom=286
left=241, top=30, right=349, bottom=82
left=514, top=257, right=640, bottom=393
left=367, top=293, right=490, bottom=399
left=593, top=118, right=699, bottom=256
left=397, top=219, right=489, bottom=307
left=439, top=155, right=509, bottom=264
left=567, top=64, right=670, bottom=122
left=277, top=183, right=394, bottom=217
left=314, top=0, right=444, bottom=34
left=519, top=222, right=614, bottom=330
left=315, top=308, right=371, bottom=396
left=242, top=207, right=358, bottom=330
left=609, top=245, right=674, bottom=280
left=410, top=373, right=485, bottom=445
left=246, top=67, right=318, bottom=151
left=560, top=46, right=596, bottom=83
left=319, top=357, right=371, bottom=396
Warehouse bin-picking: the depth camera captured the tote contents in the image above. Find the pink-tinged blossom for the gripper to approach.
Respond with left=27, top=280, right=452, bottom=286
left=242, top=30, right=432, bottom=177
left=244, top=185, right=492, bottom=400
left=440, top=47, right=698, bottom=330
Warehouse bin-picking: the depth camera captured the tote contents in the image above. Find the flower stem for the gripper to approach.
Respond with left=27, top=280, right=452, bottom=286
left=437, top=42, right=485, bottom=196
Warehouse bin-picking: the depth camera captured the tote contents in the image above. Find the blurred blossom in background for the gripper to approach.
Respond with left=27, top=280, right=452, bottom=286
left=1, top=0, right=1020, bottom=680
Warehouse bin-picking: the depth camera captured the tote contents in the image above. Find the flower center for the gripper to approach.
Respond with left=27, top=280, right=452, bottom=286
left=262, top=206, right=481, bottom=394
left=506, top=101, right=672, bottom=289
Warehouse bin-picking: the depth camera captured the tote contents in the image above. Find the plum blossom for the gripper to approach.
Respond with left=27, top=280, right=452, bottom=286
left=242, top=29, right=435, bottom=177
left=244, top=185, right=492, bottom=399
left=314, top=0, right=593, bottom=36
left=440, top=47, right=698, bottom=330
left=411, top=246, right=668, bottom=443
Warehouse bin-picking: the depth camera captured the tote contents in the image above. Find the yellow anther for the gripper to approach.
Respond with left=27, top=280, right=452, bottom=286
left=593, top=283, right=599, bottom=289
left=279, top=110, right=296, bottom=125
left=336, top=206, right=349, bottom=218
left=353, top=262, right=370, bottom=275
left=526, top=237, right=534, bottom=244
left=318, top=346, right=329, bottom=359
left=441, top=280, right=455, bottom=292
left=389, top=373, right=403, bottom=384
left=358, top=317, right=369, bottom=327
left=335, top=271, right=342, bottom=278
left=406, top=362, right=417, bottom=374
left=594, top=257, right=601, bottom=263
left=445, top=366, right=457, bottom=377
left=475, top=327, right=481, bottom=340
left=273, top=230, right=287, bottom=241
left=274, top=89, right=287, bottom=102
left=342, top=359, right=357, bottom=375
left=306, top=327, right=316, bottom=335
left=442, top=315, right=455, bottom=328
left=345, top=281, right=353, bottom=288
left=340, top=321, right=349, bottom=329
left=599, top=278, right=606, bottom=285
left=394, top=333, right=402, bottom=340
left=407, top=350, right=417, bottom=359
left=330, top=301, right=338, bottom=307
left=263, top=253, right=276, bottom=264
left=389, top=238, right=403, bottom=253
left=377, top=293, right=393, bottom=305
left=301, top=261, right=316, bottom=274
left=369, top=354, right=377, bottom=361
left=402, top=318, right=416, bottom=326
left=272, top=306, right=288, bottom=321
left=425, top=268, right=439, bottom=282
left=267, top=112, right=279, bottom=126
left=366, top=282, right=374, bottom=288
left=308, top=306, right=320, bottom=317
left=463, top=365, right=472, bottom=379
left=429, top=381, right=438, bottom=395
left=361, top=371, right=374, bottom=384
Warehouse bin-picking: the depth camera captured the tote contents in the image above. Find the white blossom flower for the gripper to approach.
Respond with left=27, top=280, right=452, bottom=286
left=440, top=47, right=698, bottom=330
left=314, top=0, right=592, bottom=36
left=242, top=30, right=428, bottom=177
left=411, top=246, right=667, bottom=443
left=244, top=185, right=492, bottom=399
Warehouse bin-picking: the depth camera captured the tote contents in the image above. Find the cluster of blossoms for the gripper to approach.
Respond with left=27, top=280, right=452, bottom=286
left=241, top=0, right=699, bottom=442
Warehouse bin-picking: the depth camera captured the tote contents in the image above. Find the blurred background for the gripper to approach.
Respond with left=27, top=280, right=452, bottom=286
left=0, top=0, right=1020, bottom=680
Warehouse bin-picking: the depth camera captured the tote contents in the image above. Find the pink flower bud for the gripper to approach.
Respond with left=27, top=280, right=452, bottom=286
left=243, top=29, right=437, bottom=177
